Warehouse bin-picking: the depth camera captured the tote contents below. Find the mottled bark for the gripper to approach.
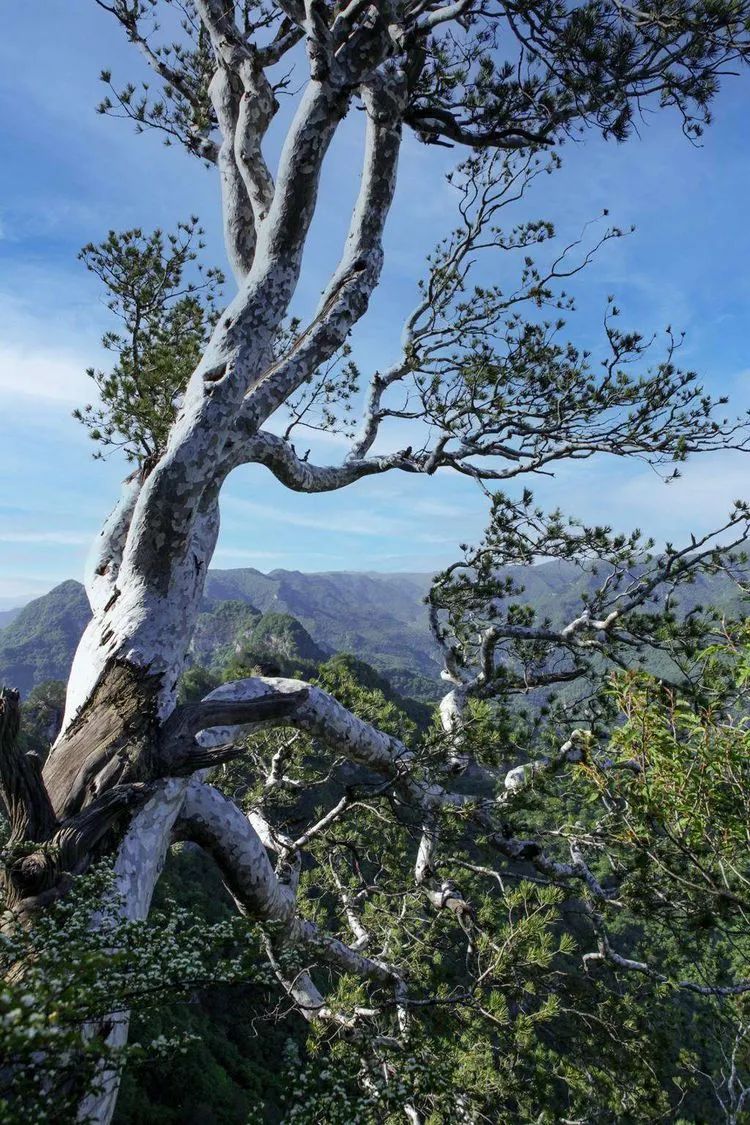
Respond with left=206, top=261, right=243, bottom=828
left=76, top=779, right=192, bottom=1124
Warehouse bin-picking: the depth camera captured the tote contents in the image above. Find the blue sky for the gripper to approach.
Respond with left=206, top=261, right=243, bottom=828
left=1, top=4, right=750, bottom=609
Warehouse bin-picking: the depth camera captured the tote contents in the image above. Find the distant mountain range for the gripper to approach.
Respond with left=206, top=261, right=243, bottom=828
left=0, top=570, right=442, bottom=698
left=0, top=563, right=745, bottom=699
left=0, top=580, right=93, bottom=696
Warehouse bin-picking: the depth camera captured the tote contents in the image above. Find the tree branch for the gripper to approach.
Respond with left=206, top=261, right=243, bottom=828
left=221, top=427, right=418, bottom=489
left=177, top=780, right=398, bottom=988
left=160, top=688, right=309, bottom=771
left=238, top=72, right=406, bottom=431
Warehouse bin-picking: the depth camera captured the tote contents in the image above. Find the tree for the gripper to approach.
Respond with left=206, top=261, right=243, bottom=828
left=73, top=220, right=224, bottom=466
left=3, top=0, right=750, bottom=1120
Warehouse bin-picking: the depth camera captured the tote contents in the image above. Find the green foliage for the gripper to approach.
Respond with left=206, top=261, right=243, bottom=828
left=7, top=639, right=750, bottom=1122
left=0, top=581, right=90, bottom=697
left=316, top=656, right=418, bottom=744
left=0, top=858, right=269, bottom=1124
left=19, top=0, right=750, bottom=1118
left=113, top=846, right=305, bottom=1125
left=178, top=664, right=221, bottom=704
left=242, top=613, right=327, bottom=668
left=17, top=680, right=66, bottom=756
left=319, top=653, right=434, bottom=729
left=612, top=673, right=750, bottom=858
left=74, top=220, right=224, bottom=464
left=594, top=639, right=750, bottom=935
left=274, top=876, right=698, bottom=1124
left=333, top=626, right=750, bottom=1122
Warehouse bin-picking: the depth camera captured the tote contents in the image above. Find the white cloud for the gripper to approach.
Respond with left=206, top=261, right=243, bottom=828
left=0, top=282, right=100, bottom=403
left=212, top=547, right=289, bottom=561
left=0, top=341, right=93, bottom=403
left=222, top=493, right=448, bottom=542
left=545, top=451, right=750, bottom=548
left=615, top=458, right=750, bottom=532
left=211, top=545, right=350, bottom=567
left=0, top=261, right=109, bottom=404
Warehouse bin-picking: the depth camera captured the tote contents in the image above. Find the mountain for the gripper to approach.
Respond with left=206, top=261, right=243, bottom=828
left=192, top=600, right=328, bottom=670
left=244, top=610, right=328, bottom=664
left=495, top=558, right=746, bottom=627
left=0, top=580, right=92, bottom=695
left=190, top=600, right=263, bottom=668
left=0, top=571, right=442, bottom=698
left=1, top=561, right=744, bottom=699
left=0, top=607, right=22, bottom=630
left=203, top=569, right=438, bottom=697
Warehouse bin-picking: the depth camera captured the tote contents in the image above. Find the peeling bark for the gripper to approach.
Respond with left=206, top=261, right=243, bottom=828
left=45, top=661, right=162, bottom=819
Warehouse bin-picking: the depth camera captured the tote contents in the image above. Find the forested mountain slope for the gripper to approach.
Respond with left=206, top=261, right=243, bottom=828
left=0, top=580, right=92, bottom=695
left=204, top=568, right=437, bottom=696
left=0, top=561, right=744, bottom=697
left=0, top=607, right=21, bottom=629
left=0, top=569, right=440, bottom=697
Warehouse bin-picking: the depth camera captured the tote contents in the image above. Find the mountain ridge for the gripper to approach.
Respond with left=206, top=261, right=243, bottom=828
left=0, top=569, right=443, bottom=698
left=1, top=562, right=744, bottom=698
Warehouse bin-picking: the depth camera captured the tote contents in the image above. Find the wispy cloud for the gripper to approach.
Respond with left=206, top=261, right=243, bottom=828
left=612, top=456, right=750, bottom=535
left=533, top=449, right=750, bottom=548
left=0, top=574, right=73, bottom=608
left=212, top=545, right=351, bottom=567
left=1, top=5, right=750, bottom=603
left=0, top=341, right=92, bottom=403
left=222, top=493, right=449, bottom=542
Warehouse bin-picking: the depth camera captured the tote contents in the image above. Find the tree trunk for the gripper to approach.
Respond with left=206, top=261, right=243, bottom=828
left=76, top=779, right=192, bottom=1125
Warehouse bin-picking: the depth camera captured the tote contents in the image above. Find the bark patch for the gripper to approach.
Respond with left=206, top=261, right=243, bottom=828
left=43, top=661, right=163, bottom=820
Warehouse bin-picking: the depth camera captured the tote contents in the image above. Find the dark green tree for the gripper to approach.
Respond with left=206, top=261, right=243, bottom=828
left=74, top=219, right=224, bottom=465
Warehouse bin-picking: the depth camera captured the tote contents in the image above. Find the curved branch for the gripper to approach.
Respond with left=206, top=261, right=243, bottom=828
left=177, top=779, right=398, bottom=987
left=222, top=427, right=418, bottom=489
left=161, top=687, right=309, bottom=771
left=583, top=906, right=750, bottom=997
left=405, top=103, right=556, bottom=149
left=208, top=65, right=258, bottom=283
left=117, top=78, right=350, bottom=592
left=77, top=778, right=192, bottom=1125
left=197, top=1, right=278, bottom=227
left=194, top=675, right=618, bottom=907
left=85, top=471, right=141, bottom=616
left=95, top=0, right=219, bottom=161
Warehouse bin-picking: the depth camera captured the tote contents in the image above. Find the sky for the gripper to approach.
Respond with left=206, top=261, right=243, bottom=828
left=1, top=5, right=750, bottom=610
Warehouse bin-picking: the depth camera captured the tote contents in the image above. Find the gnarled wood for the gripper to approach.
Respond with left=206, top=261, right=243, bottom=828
left=44, top=661, right=162, bottom=820
left=0, top=687, right=56, bottom=843
left=160, top=688, right=309, bottom=772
